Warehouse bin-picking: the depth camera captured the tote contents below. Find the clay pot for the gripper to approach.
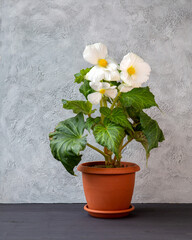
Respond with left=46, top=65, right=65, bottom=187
left=77, top=161, right=140, bottom=218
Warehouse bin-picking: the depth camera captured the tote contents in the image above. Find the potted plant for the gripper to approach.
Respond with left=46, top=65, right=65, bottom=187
left=49, top=43, right=164, bottom=218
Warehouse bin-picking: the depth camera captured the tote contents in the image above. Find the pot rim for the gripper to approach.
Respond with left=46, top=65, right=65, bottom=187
left=77, top=161, right=140, bottom=175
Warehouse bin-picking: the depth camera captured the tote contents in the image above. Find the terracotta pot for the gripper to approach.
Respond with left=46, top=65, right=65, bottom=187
left=77, top=161, right=140, bottom=218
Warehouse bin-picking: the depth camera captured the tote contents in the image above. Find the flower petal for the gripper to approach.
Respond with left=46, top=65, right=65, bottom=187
left=118, top=83, right=133, bottom=93
left=120, top=73, right=142, bottom=87
left=83, top=43, right=108, bottom=65
left=88, top=92, right=102, bottom=105
left=90, top=81, right=102, bottom=91
left=101, top=82, right=111, bottom=89
left=120, top=71, right=130, bottom=84
left=106, top=58, right=119, bottom=70
left=85, top=66, right=105, bottom=82
left=104, top=89, right=117, bottom=99
left=109, top=85, right=117, bottom=89
left=104, top=70, right=120, bottom=81
left=120, top=52, right=144, bottom=71
left=120, top=52, right=151, bottom=87
left=135, top=62, right=151, bottom=82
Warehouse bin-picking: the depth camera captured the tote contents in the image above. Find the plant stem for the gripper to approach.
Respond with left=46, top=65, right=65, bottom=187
left=103, top=98, right=107, bottom=107
left=100, top=99, right=104, bottom=123
left=113, top=138, right=123, bottom=166
left=87, top=143, right=113, bottom=165
left=120, top=138, right=133, bottom=152
left=87, top=143, right=106, bottom=157
left=104, top=147, right=113, bottom=163
left=112, top=138, right=133, bottom=166
left=110, top=92, right=121, bottom=110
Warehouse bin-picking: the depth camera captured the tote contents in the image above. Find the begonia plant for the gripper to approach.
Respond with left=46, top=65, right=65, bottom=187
left=49, top=43, right=164, bottom=175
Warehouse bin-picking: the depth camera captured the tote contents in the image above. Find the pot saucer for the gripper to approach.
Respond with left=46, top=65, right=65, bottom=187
left=84, top=204, right=135, bottom=218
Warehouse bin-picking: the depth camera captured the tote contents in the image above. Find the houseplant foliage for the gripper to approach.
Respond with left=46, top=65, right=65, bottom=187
left=49, top=43, right=164, bottom=175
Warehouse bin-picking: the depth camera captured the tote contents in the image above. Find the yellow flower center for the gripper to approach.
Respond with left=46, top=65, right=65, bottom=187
left=127, top=66, right=136, bottom=76
left=99, top=89, right=106, bottom=94
left=98, top=59, right=108, bottom=68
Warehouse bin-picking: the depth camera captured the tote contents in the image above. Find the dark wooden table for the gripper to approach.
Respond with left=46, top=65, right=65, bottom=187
left=0, top=204, right=191, bottom=240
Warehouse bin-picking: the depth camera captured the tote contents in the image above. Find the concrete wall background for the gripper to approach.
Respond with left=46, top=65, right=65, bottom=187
left=0, top=0, right=192, bottom=203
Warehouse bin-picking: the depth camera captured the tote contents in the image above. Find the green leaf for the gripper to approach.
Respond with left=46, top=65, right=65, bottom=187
left=100, top=107, right=133, bottom=131
left=134, top=131, right=150, bottom=159
left=85, top=117, right=101, bottom=132
left=126, top=106, right=140, bottom=123
left=120, top=87, right=158, bottom=110
left=59, top=153, right=82, bottom=176
left=79, top=80, right=95, bottom=99
left=62, top=99, right=96, bottom=115
left=110, top=81, right=121, bottom=87
left=99, top=107, right=111, bottom=116
left=139, top=111, right=164, bottom=153
left=74, top=67, right=92, bottom=84
left=93, top=119, right=125, bottom=158
left=49, top=113, right=87, bottom=175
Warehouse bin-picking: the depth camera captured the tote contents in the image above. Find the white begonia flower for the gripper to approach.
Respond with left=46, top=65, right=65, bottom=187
left=88, top=82, right=117, bottom=105
left=119, top=52, right=151, bottom=90
left=83, top=43, right=120, bottom=82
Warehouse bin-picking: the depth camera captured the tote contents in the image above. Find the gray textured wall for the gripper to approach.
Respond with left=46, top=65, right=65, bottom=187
left=0, top=0, right=192, bottom=203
